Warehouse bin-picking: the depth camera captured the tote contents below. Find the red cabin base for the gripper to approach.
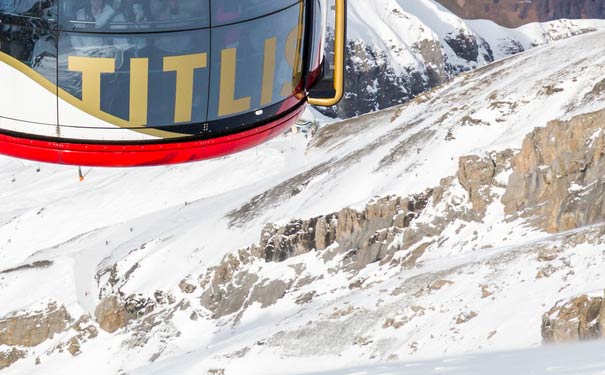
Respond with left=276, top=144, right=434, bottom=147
left=0, top=106, right=304, bottom=167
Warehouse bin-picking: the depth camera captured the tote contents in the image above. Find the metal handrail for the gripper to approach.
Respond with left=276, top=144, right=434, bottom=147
left=307, top=0, right=345, bottom=107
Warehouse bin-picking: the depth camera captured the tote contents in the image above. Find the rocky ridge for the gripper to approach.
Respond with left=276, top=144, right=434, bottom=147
left=542, top=292, right=605, bottom=343
left=437, top=0, right=605, bottom=28
left=325, top=0, right=605, bottom=118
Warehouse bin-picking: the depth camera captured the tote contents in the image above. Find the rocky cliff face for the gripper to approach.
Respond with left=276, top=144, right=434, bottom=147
left=502, top=109, right=605, bottom=233
left=200, top=193, right=432, bottom=319
left=437, top=0, right=605, bottom=28
left=323, top=0, right=604, bottom=118
left=0, top=303, right=70, bottom=347
left=327, top=38, right=447, bottom=118
left=542, top=293, right=605, bottom=343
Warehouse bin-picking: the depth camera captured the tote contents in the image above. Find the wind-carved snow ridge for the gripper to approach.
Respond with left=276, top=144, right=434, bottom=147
left=327, top=0, right=605, bottom=118
left=1, top=31, right=605, bottom=375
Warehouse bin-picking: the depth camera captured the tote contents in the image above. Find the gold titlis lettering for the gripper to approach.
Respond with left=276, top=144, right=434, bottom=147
left=261, top=37, right=277, bottom=106
left=129, top=58, right=149, bottom=126
left=68, top=56, right=115, bottom=112
left=218, top=48, right=251, bottom=117
left=281, top=11, right=304, bottom=97
left=163, top=53, right=207, bottom=123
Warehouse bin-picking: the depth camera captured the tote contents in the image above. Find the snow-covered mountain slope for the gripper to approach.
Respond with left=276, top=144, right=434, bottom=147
left=333, top=0, right=605, bottom=117
left=1, top=31, right=605, bottom=374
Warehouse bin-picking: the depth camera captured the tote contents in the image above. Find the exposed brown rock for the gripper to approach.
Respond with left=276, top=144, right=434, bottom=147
left=455, top=311, right=478, bottom=324
left=67, top=337, right=81, bottom=356
left=249, top=280, right=291, bottom=308
left=383, top=317, right=408, bottom=329
left=95, top=295, right=155, bottom=333
left=542, top=293, right=605, bottom=343
left=502, top=110, right=605, bottom=233
left=295, top=291, right=315, bottom=305
left=430, top=279, right=454, bottom=291
left=537, top=247, right=561, bottom=262
left=0, top=347, right=26, bottom=370
left=200, top=271, right=260, bottom=319
left=178, top=279, right=197, bottom=294
left=95, top=296, right=128, bottom=334
left=480, top=285, right=493, bottom=299
left=0, top=302, right=71, bottom=347
left=201, top=192, right=433, bottom=319
left=458, top=155, right=497, bottom=217
left=402, top=242, right=432, bottom=269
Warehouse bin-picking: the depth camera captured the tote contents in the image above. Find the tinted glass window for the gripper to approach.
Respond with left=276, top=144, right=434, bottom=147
left=59, top=0, right=209, bottom=32
left=0, top=22, right=56, bottom=72
left=210, top=0, right=298, bottom=26
left=57, top=29, right=210, bottom=127
left=0, top=0, right=56, bottom=19
left=0, top=22, right=57, bottom=124
left=308, top=0, right=326, bottom=74
left=207, top=2, right=305, bottom=121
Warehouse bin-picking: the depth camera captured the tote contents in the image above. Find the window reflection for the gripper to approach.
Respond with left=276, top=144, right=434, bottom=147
left=0, top=22, right=57, bottom=124
left=59, top=0, right=209, bottom=32
left=0, top=0, right=56, bottom=70
left=208, top=2, right=305, bottom=121
left=0, top=19, right=56, bottom=79
left=0, top=0, right=56, bottom=18
left=308, top=0, right=326, bottom=74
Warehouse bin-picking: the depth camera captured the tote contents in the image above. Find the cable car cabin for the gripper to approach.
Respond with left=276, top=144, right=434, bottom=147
left=0, top=0, right=345, bottom=166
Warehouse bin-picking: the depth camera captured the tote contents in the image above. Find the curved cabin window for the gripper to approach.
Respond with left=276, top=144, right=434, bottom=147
left=55, top=1, right=304, bottom=133
left=0, top=0, right=57, bottom=125
left=1, top=0, right=306, bottom=138
left=308, top=0, right=326, bottom=76
left=207, top=2, right=305, bottom=123
left=0, top=0, right=56, bottom=18
left=210, top=0, right=299, bottom=26
left=0, top=0, right=57, bottom=69
left=58, top=0, right=210, bottom=32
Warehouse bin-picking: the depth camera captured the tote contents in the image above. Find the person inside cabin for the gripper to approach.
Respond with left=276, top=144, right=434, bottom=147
left=70, top=0, right=128, bottom=51
left=74, top=0, right=123, bottom=30
left=150, top=0, right=196, bottom=53
left=131, top=1, right=148, bottom=23
left=149, top=0, right=201, bottom=24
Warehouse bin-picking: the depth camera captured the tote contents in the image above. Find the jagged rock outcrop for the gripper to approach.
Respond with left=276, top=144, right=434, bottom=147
left=458, top=155, right=497, bottom=216
left=0, top=348, right=26, bottom=370
left=323, top=30, right=496, bottom=118
left=95, top=296, right=129, bottom=334
left=437, top=0, right=605, bottom=28
left=95, top=295, right=155, bottom=333
left=447, top=150, right=513, bottom=220
left=542, top=293, right=605, bottom=343
left=323, top=39, right=443, bottom=118
left=502, top=109, right=605, bottom=232
left=444, top=31, right=494, bottom=67
left=0, top=302, right=71, bottom=347
left=200, top=193, right=432, bottom=319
